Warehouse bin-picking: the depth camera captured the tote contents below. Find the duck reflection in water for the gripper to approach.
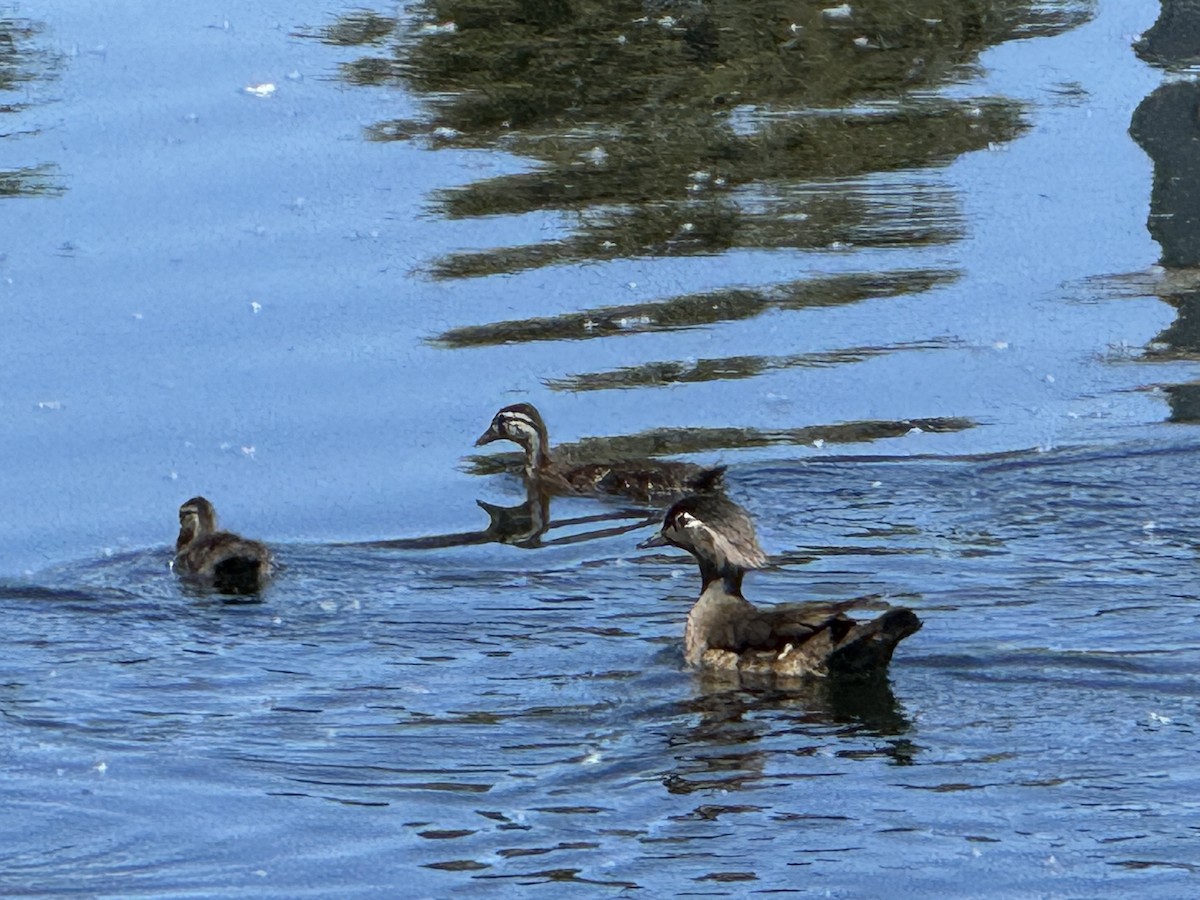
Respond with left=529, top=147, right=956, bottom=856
left=660, top=680, right=916, bottom=796
left=355, top=480, right=656, bottom=551
left=475, top=402, right=725, bottom=502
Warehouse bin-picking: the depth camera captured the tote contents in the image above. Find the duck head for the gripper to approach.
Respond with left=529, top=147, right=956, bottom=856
left=475, top=403, right=552, bottom=470
left=177, top=496, right=218, bottom=551
left=639, top=494, right=767, bottom=589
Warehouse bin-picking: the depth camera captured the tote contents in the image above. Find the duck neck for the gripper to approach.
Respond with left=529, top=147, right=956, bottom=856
left=686, top=563, right=751, bottom=667
left=522, top=429, right=553, bottom=476
left=698, top=560, right=745, bottom=598
left=176, top=507, right=216, bottom=554
left=176, top=524, right=197, bottom=553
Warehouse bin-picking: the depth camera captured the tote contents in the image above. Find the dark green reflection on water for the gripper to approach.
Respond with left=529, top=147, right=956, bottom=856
left=0, top=164, right=60, bottom=198
left=1134, top=0, right=1200, bottom=70
left=433, top=268, right=956, bottom=347
left=296, top=10, right=397, bottom=47
left=467, top=416, right=974, bottom=477
left=314, top=0, right=1090, bottom=277
left=1129, top=25, right=1200, bottom=420
left=415, top=91, right=1013, bottom=277
left=1146, top=285, right=1200, bottom=361
left=548, top=339, right=954, bottom=393
left=1131, top=80, right=1200, bottom=272
left=0, top=17, right=49, bottom=96
left=429, top=178, right=965, bottom=279
left=1, top=16, right=62, bottom=199
left=1162, top=382, right=1200, bottom=424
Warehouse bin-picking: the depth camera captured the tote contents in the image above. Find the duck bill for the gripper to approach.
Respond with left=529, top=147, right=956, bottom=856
left=637, top=533, right=669, bottom=550
left=475, top=428, right=500, bottom=447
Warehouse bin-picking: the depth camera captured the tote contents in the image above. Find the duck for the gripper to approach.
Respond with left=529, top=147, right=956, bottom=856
left=475, top=402, right=725, bottom=502
left=638, top=493, right=921, bottom=679
left=173, top=496, right=272, bottom=595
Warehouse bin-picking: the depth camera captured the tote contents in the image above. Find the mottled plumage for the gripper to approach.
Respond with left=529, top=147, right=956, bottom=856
left=640, top=494, right=920, bottom=679
left=174, top=496, right=272, bottom=595
left=476, top=402, right=724, bottom=502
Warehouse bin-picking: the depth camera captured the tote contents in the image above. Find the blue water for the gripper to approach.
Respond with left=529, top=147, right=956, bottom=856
left=4, top=0, right=1200, bottom=895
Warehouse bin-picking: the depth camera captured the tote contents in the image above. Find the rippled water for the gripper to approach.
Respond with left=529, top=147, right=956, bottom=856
left=7, top=442, right=1200, bottom=895
left=6, top=0, right=1200, bottom=894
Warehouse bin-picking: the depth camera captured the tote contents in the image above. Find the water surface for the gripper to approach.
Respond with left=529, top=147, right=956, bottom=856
left=3, top=0, right=1200, bottom=895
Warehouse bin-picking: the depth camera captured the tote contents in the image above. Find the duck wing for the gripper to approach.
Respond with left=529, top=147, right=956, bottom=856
left=728, top=600, right=921, bottom=676
left=730, top=599, right=856, bottom=652
left=566, top=459, right=723, bottom=501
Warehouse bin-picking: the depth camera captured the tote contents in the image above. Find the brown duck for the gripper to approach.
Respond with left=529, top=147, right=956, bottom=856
left=639, top=493, right=921, bottom=679
left=174, top=496, right=272, bottom=595
left=475, top=403, right=724, bottom=502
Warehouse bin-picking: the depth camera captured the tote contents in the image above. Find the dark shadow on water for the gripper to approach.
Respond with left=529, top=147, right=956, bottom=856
left=0, top=582, right=137, bottom=609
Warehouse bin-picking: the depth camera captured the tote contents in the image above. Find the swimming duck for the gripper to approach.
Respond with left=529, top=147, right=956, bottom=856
left=475, top=403, right=724, bottom=501
left=174, top=496, right=272, bottom=595
left=639, top=493, right=921, bottom=679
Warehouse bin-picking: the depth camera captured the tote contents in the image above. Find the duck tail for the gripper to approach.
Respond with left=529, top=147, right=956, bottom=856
left=212, top=556, right=266, bottom=595
left=828, top=608, right=922, bottom=677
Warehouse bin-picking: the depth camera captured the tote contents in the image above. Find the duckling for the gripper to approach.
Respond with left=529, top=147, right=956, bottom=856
left=475, top=402, right=724, bottom=502
left=639, top=494, right=921, bottom=679
left=174, top=496, right=272, bottom=595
